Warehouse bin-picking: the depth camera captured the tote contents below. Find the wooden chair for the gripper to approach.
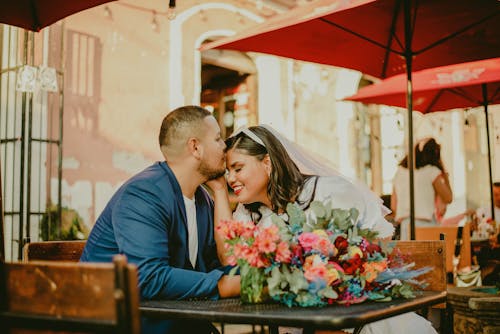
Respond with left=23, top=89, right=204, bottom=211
left=394, top=240, right=448, bottom=333
left=415, top=223, right=471, bottom=275
left=0, top=254, right=140, bottom=334
left=23, top=240, right=86, bottom=262
left=394, top=240, right=447, bottom=292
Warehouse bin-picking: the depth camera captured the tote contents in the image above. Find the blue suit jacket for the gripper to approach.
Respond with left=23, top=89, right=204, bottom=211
left=80, top=161, right=225, bottom=300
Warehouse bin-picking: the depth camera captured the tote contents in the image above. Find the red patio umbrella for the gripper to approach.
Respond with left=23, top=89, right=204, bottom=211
left=0, top=0, right=116, bottom=261
left=0, top=0, right=116, bottom=32
left=345, top=58, right=500, bottom=221
left=201, top=0, right=500, bottom=239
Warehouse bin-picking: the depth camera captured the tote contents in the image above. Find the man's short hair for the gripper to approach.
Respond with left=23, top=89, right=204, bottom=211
left=494, top=182, right=500, bottom=187
left=158, top=105, right=212, bottom=148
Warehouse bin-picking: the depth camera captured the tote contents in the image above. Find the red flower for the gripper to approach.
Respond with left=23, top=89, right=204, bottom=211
left=342, top=254, right=364, bottom=275
left=365, top=242, right=381, bottom=255
left=334, top=236, right=349, bottom=253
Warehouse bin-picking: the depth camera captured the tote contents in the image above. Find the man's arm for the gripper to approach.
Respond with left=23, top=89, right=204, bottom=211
left=113, top=182, right=225, bottom=300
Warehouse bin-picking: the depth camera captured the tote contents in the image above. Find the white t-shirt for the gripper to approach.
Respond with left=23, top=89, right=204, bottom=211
left=233, top=175, right=394, bottom=239
left=476, top=206, right=500, bottom=222
left=183, top=195, right=198, bottom=267
left=393, top=165, right=442, bottom=222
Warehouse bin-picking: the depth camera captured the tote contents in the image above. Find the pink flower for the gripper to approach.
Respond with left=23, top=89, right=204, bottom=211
left=243, top=246, right=260, bottom=267
left=256, top=255, right=271, bottom=268
left=298, top=232, right=320, bottom=251
left=275, top=241, right=292, bottom=263
left=304, top=263, right=328, bottom=282
left=255, top=236, right=277, bottom=254
left=240, top=221, right=257, bottom=239
left=316, top=237, right=335, bottom=257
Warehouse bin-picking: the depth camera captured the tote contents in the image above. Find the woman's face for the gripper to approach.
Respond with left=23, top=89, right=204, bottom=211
left=226, top=148, right=271, bottom=206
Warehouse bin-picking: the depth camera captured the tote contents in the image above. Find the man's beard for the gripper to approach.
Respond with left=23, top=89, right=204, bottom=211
left=198, top=160, right=226, bottom=181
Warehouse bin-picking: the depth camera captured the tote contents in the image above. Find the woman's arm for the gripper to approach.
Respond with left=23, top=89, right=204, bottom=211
left=433, top=172, right=453, bottom=204
left=390, top=187, right=398, bottom=216
left=217, top=275, right=241, bottom=298
left=205, top=176, right=233, bottom=265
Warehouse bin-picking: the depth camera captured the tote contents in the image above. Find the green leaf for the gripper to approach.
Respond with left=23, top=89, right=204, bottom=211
left=287, top=202, right=306, bottom=226
left=288, top=267, right=309, bottom=294
left=310, top=201, right=327, bottom=219
left=319, top=286, right=338, bottom=299
left=229, top=265, right=240, bottom=277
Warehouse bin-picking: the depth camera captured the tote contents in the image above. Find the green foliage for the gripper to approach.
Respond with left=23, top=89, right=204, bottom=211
left=239, top=262, right=267, bottom=303
left=40, top=205, right=89, bottom=241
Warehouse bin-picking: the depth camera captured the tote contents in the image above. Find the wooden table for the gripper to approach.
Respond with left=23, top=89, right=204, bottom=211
left=140, top=291, right=446, bottom=333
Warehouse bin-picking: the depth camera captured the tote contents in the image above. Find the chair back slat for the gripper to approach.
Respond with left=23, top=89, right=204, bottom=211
left=0, top=255, right=140, bottom=334
left=395, top=240, right=447, bottom=292
left=415, top=223, right=471, bottom=273
left=23, top=240, right=86, bottom=262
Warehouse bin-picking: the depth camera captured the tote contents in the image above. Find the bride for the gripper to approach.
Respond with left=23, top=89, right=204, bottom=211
left=215, top=124, right=437, bottom=334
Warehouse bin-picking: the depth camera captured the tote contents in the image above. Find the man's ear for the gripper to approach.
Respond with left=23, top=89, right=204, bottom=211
left=187, top=137, right=202, bottom=159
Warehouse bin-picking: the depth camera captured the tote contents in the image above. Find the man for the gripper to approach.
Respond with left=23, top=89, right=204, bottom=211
left=81, top=105, right=239, bottom=332
left=476, top=182, right=500, bottom=222
left=474, top=182, right=500, bottom=286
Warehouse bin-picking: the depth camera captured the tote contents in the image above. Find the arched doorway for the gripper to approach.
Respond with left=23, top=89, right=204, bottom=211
left=200, top=48, right=257, bottom=139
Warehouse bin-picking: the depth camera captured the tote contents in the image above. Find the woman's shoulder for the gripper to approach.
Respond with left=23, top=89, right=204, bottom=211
left=313, top=175, right=366, bottom=204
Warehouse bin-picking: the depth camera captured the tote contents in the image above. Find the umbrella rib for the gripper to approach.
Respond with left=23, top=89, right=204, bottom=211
left=448, top=87, right=482, bottom=105
left=319, top=18, right=404, bottom=57
left=491, top=86, right=500, bottom=101
left=424, top=89, right=445, bottom=114
left=382, top=0, right=404, bottom=78
left=414, top=10, right=500, bottom=56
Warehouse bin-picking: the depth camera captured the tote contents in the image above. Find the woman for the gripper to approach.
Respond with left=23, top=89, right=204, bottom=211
left=391, top=138, right=453, bottom=240
left=225, top=126, right=393, bottom=238
left=224, top=125, right=436, bottom=334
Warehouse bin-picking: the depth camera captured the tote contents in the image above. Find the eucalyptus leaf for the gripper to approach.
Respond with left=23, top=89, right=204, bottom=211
left=286, top=202, right=306, bottom=225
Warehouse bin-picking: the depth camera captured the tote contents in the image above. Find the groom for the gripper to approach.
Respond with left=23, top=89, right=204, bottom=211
left=80, top=105, right=239, bottom=332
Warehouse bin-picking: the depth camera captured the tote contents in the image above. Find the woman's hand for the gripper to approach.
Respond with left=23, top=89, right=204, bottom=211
left=217, top=275, right=240, bottom=298
left=206, top=176, right=233, bottom=265
left=205, top=175, right=228, bottom=193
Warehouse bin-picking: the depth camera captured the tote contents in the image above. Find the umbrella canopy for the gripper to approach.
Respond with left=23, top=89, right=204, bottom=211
left=201, top=0, right=500, bottom=79
left=0, top=0, right=116, bottom=32
left=345, top=58, right=500, bottom=220
left=345, top=58, right=500, bottom=111
left=201, top=0, right=500, bottom=239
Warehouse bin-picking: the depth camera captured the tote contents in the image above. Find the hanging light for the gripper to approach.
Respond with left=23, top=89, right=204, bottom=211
left=167, top=0, right=176, bottom=20
left=103, top=5, right=113, bottom=20
left=151, top=10, right=159, bottom=32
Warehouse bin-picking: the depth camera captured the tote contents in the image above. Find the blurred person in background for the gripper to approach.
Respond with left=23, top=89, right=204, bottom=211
left=391, top=138, right=453, bottom=240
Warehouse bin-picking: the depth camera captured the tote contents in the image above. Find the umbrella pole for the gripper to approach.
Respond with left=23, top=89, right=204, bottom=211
left=482, top=84, right=495, bottom=221
left=404, top=0, right=416, bottom=240
left=0, top=166, right=4, bottom=262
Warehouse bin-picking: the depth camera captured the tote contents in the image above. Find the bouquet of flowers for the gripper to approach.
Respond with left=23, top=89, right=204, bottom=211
left=217, top=200, right=432, bottom=307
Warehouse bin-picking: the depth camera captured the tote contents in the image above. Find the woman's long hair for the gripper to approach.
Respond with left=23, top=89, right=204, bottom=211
left=225, top=126, right=308, bottom=215
left=399, top=138, right=444, bottom=171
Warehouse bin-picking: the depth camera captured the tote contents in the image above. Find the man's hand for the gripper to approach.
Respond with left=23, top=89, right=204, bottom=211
left=217, top=275, right=240, bottom=298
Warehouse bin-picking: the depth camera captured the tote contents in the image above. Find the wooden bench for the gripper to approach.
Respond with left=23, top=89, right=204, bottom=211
left=23, top=240, right=86, bottom=262
left=0, top=254, right=140, bottom=333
